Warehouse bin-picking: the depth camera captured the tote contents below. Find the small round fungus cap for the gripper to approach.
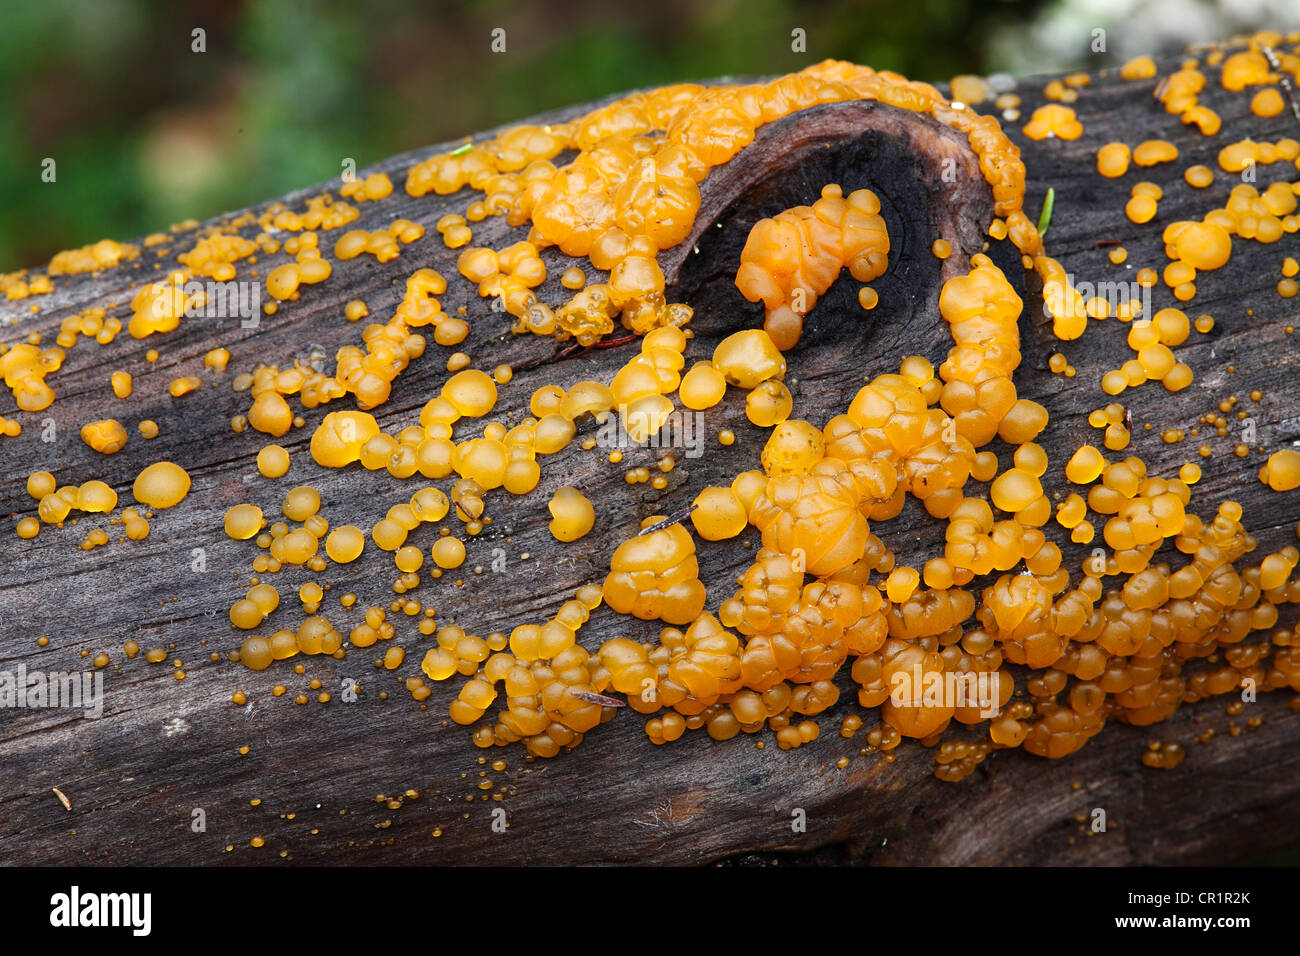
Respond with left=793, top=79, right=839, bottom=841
left=133, top=461, right=192, bottom=508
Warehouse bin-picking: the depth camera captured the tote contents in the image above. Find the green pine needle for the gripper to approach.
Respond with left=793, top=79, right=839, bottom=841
left=1037, top=187, right=1056, bottom=237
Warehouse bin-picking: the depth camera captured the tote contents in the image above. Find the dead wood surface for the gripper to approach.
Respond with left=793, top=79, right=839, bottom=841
left=1, top=47, right=1298, bottom=866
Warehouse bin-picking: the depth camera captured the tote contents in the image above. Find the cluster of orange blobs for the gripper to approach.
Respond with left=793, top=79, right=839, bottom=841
left=0, top=340, right=64, bottom=412
left=392, top=247, right=1299, bottom=772
left=48, top=238, right=138, bottom=276
left=375, top=35, right=1300, bottom=767
left=406, top=59, right=1040, bottom=350
left=734, top=184, right=889, bottom=348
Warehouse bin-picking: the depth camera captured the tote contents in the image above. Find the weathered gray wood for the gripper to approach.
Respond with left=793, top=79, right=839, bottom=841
left=1, top=47, right=1297, bottom=866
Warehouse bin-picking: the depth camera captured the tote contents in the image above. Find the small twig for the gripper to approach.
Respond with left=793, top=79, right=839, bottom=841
left=554, top=333, right=639, bottom=363
left=591, top=334, right=638, bottom=349
left=568, top=689, right=626, bottom=708
left=637, top=503, right=697, bottom=537
left=574, top=334, right=639, bottom=356
left=1260, top=46, right=1300, bottom=130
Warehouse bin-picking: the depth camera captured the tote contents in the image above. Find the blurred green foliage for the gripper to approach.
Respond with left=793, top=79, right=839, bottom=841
left=0, top=0, right=1046, bottom=269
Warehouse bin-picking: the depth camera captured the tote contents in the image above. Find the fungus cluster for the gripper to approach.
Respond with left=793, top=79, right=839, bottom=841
left=6, top=38, right=1300, bottom=787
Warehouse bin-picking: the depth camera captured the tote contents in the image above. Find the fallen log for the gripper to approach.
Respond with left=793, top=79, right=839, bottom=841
left=1, top=41, right=1298, bottom=866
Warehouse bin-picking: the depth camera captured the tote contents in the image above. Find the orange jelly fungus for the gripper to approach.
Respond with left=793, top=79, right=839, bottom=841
left=6, top=49, right=1300, bottom=784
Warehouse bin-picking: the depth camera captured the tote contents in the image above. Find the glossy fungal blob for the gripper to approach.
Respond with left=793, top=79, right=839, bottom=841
left=132, top=462, right=191, bottom=508
left=548, top=487, right=595, bottom=542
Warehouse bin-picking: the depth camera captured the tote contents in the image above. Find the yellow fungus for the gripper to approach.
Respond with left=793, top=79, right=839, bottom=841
left=132, top=462, right=191, bottom=508
left=27, top=471, right=56, bottom=499
left=546, top=486, right=595, bottom=543
left=282, top=486, right=321, bottom=522
left=81, top=419, right=128, bottom=454
left=691, top=486, right=748, bottom=541
left=224, top=504, right=264, bottom=540
left=1133, top=140, right=1178, bottom=167
left=712, top=330, right=786, bottom=388
left=1120, top=56, right=1156, bottom=80
left=311, top=411, right=380, bottom=467
left=1021, top=104, right=1082, bottom=140
left=432, top=536, right=467, bottom=569
left=257, top=444, right=291, bottom=478
left=325, top=525, right=366, bottom=563
left=1260, top=450, right=1300, bottom=491
left=1184, top=164, right=1214, bottom=189
left=1096, top=142, right=1130, bottom=178
left=442, top=369, right=498, bottom=418
left=679, top=363, right=727, bottom=410
left=745, top=380, right=793, bottom=427
left=203, top=348, right=231, bottom=374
